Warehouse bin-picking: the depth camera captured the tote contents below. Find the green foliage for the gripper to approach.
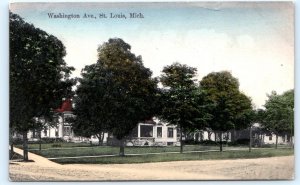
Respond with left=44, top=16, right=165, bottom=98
left=9, top=12, right=75, bottom=133
left=9, top=12, right=75, bottom=161
left=74, top=38, right=158, bottom=141
left=227, top=138, right=250, bottom=146
left=159, top=63, right=209, bottom=131
left=200, top=71, right=253, bottom=132
left=262, top=90, right=294, bottom=135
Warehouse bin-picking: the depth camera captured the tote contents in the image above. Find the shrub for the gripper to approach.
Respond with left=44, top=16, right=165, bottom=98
left=41, top=138, right=64, bottom=143
left=200, top=140, right=218, bottom=145
left=184, top=139, right=201, bottom=145
left=11, top=138, right=23, bottom=145
left=52, top=144, right=62, bottom=148
left=236, top=138, right=250, bottom=145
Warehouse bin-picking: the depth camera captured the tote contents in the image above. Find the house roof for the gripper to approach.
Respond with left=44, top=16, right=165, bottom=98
left=55, top=99, right=72, bottom=113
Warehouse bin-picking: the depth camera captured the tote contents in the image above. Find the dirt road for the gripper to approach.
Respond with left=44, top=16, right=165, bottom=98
left=9, top=147, right=294, bottom=181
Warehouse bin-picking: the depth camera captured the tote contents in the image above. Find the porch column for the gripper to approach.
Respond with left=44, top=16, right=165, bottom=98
left=137, top=124, right=140, bottom=138
left=59, top=120, right=63, bottom=137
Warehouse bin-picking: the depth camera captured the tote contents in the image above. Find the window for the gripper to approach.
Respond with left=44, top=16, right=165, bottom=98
left=269, top=136, right=272, bottom=141
left=64, top=114, right=73, bottom=122
left=223, top=133, right=229, bottom=140
left=44, top=129, right=47, bottom=136
left=140, top=125, right=153, bottom=137
left=63, top=126, right=71, bottom=136
left=167, top=128, right=174, bottom=138
left=157, top=127, right=162, bottom=138
left=55, top=130, right=59, bottom=137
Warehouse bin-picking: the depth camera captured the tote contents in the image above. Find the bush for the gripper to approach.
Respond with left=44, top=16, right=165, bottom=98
left=227, top=139, right=250, bottom=146
left=52, top=144, right=62, bottom=147
left=236, top=138, right=250, bottom=145
left=184, top=139, right=201, bottom=145
left=227, top=141, right=238, bottom=146
left=11, top=136, right=65, bottom=144
left=41, top=138, right=64, bottom=143
left=200, top=140, right=218, bottom=145
left=11, top=138, right=23, bottom=145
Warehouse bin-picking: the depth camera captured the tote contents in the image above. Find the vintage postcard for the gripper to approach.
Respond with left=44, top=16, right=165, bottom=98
left=9, top=1, right=294, bottom=181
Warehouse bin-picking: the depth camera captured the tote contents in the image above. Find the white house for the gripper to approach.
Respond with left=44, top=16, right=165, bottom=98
left=123, top=118, right=180, bottom=146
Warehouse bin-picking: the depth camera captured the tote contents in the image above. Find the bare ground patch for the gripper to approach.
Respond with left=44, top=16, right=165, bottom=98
left=9, top=155, right=294, bottom=181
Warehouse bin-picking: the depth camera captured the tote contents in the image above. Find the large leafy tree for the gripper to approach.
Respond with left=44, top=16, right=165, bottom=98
left=72, top=64, right=110, bottom=145
left=262, top=90, right=294, bottom=148
left=200, top=71, right=252, bottom=151
left=10, top=12, right=75, bottom=160
left=74, top=38, right=158, bottom=156
left=159, top=63, right=209, bottom=153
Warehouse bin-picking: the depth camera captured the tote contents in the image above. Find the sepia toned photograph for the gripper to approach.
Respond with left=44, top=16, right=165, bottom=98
left=9, top=1, right=294, bottom=181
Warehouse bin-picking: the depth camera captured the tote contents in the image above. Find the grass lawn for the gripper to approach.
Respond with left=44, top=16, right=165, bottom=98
left=14, top=142, right=293, bottom=164
left=51, top=148, right=294, bottom=164
left=27, top=144, right=247, bottom=158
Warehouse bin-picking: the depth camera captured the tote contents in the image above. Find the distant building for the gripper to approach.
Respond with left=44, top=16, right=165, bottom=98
left=26, top=99, right=84, bottom=142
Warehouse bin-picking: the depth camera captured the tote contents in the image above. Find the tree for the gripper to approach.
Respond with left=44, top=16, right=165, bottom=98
left=246, top=109, right=260, bottom=152
left=72, top=64, right=110, bottom=146
left=9, top=12, right=75, bottom=160
left=74, top=38, right=158, bottom=156
left=200, top=71, right=253, bottom=152
left=159, top=63, right=209, bottom=153
left=262, top=90, right=294, bottom=149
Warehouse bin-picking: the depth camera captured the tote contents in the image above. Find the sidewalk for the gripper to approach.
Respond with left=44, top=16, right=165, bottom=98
left=11, top=147, right=60, bottom=167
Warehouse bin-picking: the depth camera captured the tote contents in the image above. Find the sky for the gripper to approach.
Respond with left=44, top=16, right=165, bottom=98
left=9, top=2, right=294, bottom=108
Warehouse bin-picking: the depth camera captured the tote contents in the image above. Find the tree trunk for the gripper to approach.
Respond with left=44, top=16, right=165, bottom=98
left=226, top=131, right=230, bottom=142
left=214, top=131, right=217, bottom=142
left=262, top=134, right=265, bottom=147
left=107, top=132, right=110, bottom=145
left=249, top=126, right=252, bottom=152
left=232, top=129, right=236, bottom=142
left=290, top=136, right=294, bottom=148
left=10, top=131, right=14, bottom=159
left=100, top=132, right=105, bottom=146
left=96, top=134, right=101, bottom=146
left=275, top=134, right=278, bottom=149
left=119, top=139, right=125, bottom=156
left=200, top=131, right=204, bottom=141
left=22, top=131, right=28, bottom=161
left=39, top=129, right=42, bottom=151
left=219, top=132, right=223, bottom=152
left=180, top=127, right=183, bottom=153
left=10, top=143, right=14, bottom=160
left=207, top=130, right=211, bottom=141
